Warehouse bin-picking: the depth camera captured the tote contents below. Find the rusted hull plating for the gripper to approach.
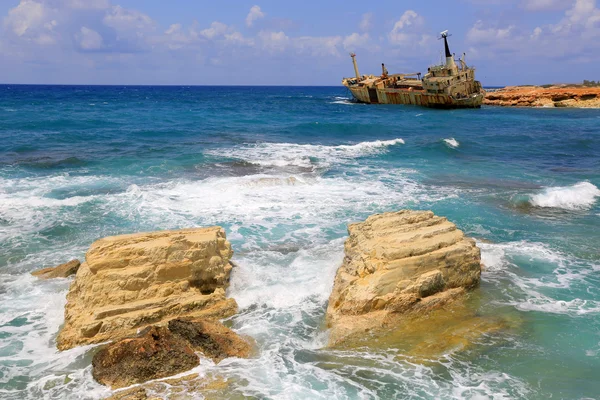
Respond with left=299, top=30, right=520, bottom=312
left=348, top=87, right=483, bottom=108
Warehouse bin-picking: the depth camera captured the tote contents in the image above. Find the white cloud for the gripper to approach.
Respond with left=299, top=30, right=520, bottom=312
left=467, top=0, right=600, bottom=61
left=77, top=26, right=103, bottom=50
left=4, top=0, right=47, bottom=36
left=103, top=5, right=154, bottom=33
left=343, top=32, right=370, bottom=50
left=200, top=21, right=228, bottom=39
left=294, top=35, right=342, bottom=56
left=388, top=10, right=432, bottom=49
left=225, top=31, right=254, bottom=46
left=359, top=12, right=373, bottom=32
left=467, top=20, right=516, bottom=43
left=258, top=30, right=289, bottom=52
left=246, top=5, right=265, bottom=27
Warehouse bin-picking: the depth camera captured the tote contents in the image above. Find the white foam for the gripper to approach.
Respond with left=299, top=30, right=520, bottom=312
left=444, top=138, right=460, bottom=148
left=480, top=241, right=600, bottom=316
left=529, top=181, right=600, bottom=210
left=206, top=139, right=404, bottom=170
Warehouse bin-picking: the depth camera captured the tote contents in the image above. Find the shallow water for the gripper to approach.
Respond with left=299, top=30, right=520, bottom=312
left=0, top=85, right=599, bottom=399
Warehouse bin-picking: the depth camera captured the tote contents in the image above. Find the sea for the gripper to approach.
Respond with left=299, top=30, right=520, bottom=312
left=0, top=85, right=599, bottom=399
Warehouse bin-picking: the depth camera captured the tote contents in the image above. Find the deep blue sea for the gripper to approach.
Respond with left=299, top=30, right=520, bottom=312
left=0, top=85, right=599, bottom=399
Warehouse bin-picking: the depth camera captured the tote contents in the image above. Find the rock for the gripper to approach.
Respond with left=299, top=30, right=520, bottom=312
left=105, top=373, right=230, bottom=400
left=168, top=319, right=252, bottom=362
left=92, top=326, right=199, bottom=389
left=483, top=86, right=600, bottom=108
left=57, top=227, right=237, bottom=350
left=325, top=210, right=481, bottom=346
left=31, top=259, right=80, bottom=279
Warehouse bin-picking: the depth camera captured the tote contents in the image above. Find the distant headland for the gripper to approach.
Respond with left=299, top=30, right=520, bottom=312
left=484, top=81, right=600, bottom=108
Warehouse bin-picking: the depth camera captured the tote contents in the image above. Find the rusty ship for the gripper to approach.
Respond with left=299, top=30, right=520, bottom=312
left=342, top=31, right=484, bottom=108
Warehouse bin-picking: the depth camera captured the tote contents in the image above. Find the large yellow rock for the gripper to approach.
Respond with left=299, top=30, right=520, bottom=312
left=326, top=210, right=481, bottom=346
left=57, top=227, right=237, bottom=350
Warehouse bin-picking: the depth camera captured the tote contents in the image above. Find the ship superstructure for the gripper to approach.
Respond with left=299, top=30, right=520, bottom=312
left=342, top=31, right=484, bottom=108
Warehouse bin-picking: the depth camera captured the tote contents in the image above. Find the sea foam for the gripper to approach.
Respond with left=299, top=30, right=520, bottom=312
left=529, top=181, right=600, bottom=210
left=444, top=138, right=460, bottom=148
left=206, top=138, right=404, bottom=170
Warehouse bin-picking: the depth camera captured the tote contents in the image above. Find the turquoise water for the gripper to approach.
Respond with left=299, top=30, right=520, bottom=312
left=0, top=85, right=599, bottom=399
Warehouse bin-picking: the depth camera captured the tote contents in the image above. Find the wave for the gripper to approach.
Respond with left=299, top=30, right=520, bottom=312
left=480, top=241, right=600, bottom=316
left=206, top=138, right=405, bottom=170
left=444, top=138, right=460, bottom=148
left=529, top=181, right=600, bottom=210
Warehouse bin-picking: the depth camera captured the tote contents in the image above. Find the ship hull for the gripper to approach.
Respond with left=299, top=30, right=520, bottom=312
left=348, top=86, right=483, bottom=109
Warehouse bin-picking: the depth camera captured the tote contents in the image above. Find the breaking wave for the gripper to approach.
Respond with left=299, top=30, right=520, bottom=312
left=443, top=138, right=460, bottom=148
left=529, top=181, right=600, bottom=210
left=207, top=138, right=405, bottom=170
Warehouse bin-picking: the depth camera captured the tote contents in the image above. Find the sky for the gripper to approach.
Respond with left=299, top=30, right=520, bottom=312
left=1, top=0, right=599, bottom=86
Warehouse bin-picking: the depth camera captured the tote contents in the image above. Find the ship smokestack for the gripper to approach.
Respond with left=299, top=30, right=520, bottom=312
left=350, top=53, right=360, bottom=80
left=440, top=30, right=457, bottom=70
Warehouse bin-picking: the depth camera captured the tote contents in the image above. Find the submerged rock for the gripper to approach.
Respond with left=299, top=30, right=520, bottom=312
left=326, top=210, right=482, bottom=346
left=31, top=259, right=80, bottom=279
left=92, top=326, right=199, bottom=389
left=57, top=227, right=237, bottom=350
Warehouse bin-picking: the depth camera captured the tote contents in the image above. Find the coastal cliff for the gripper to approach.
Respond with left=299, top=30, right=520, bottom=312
left=326, top=210, right=482, bottom=347
left=484, top=86, right=600, bottom=108
left=57, top=227, right=237, bottom=350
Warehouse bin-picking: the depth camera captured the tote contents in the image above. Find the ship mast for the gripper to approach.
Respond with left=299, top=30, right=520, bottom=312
left=350, top=53, right=361, bottom=80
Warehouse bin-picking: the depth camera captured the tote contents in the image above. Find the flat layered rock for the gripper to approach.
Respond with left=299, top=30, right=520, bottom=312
left=326, top=210, right=482, bottom=346
left=484, top=86, right=600, bottom=108
left=57, top=227, right=237, bottom=350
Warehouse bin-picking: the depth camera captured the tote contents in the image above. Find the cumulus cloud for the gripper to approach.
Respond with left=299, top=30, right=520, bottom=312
left=76, top=26, right=103, bottom=50
left=258, top=30, right=289, bottom=52
left=4, top=0, right=51, bottom=37
left=246, top=5, right=265, bottom=27
left=467, top=0, right=600, bottom=60
left=343, top=32, right=370, bottom=50
left=200, top=21, right=228, bottom=39
left=388, top=10, right=433, bottom=49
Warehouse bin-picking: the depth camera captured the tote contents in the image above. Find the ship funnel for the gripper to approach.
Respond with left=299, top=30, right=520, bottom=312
left=438, top=30, right=456, bottom=70
left=350, top=53, right=361, bottom=80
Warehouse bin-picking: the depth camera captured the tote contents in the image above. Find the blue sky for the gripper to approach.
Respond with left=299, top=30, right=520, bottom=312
left=1, top=0, right=599, bottom=85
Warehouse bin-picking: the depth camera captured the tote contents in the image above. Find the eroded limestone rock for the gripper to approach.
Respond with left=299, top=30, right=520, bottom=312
left=326, top=210, right=482, bottom=346
left=31, top=259, right=80, bottom=279
left=57, top=227, right=237, bottom=350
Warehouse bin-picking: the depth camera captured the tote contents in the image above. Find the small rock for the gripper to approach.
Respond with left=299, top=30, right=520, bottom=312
left=31, top=259, right=80, bottom=279
left=92, top=326, right=199, bottom=389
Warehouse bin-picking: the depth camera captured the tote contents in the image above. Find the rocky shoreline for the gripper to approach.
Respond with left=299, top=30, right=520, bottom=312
left=33, top=210, right=500, bottom=397
left=484, top=86, right=600, bottom=108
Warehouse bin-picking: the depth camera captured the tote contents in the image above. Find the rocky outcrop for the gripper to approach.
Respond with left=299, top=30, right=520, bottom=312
left=57, top=227, right=237, bottom=350
left=31, top=259, right=80, bottom=279
left=168, top=319, right=252, bottom=362
left=484, top=86, right=600, bottom=108
left=92, top=326, right=199, bottom=389
left=92, top=319, right=251, bottom=389
left=326, top=210, right=481, bottom=346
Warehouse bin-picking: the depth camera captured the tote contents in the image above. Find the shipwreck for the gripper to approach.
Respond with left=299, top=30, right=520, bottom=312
left=342, top=31, right=484, bottom=108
